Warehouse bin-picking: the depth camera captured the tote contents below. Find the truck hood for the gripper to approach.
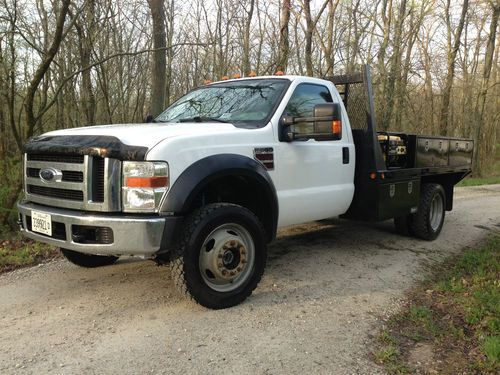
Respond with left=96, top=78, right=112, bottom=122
left=45, top=122, right=241, bottom=150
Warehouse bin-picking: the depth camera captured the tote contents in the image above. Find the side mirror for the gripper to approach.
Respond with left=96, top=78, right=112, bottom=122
left=313, top=103, right=341, bottom=140
left=144, top=114, right=154, bottom=123
left=281, top=102, right=342, bottom=141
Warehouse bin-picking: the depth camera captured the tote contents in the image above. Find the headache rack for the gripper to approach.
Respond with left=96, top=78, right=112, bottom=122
left=323, top=65, right=473, bottom=221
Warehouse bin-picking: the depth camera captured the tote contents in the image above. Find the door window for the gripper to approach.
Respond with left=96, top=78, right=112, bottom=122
left=284, top=83, right=333, bottom=134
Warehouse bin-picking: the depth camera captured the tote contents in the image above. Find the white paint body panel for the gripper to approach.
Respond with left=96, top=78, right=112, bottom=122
left=44, top=76, right=356, bottom=228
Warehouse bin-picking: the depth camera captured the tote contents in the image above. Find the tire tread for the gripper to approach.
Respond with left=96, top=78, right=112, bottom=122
left=410, top=183, right=445, bottom=241
left=171, top=203, right=266, bottom=308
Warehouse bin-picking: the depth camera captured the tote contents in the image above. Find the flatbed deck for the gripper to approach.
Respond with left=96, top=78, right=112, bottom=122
left=326, top=66, right=473, bottom=221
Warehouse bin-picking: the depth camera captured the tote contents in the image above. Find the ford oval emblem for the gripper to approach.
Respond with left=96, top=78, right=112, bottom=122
left=39, top=168, right=62, bottom=183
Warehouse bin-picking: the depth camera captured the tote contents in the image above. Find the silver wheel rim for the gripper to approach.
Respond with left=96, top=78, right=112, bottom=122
left=199, top=223, right=255, bottom=292
left=429, top=193, right=444, bottom=231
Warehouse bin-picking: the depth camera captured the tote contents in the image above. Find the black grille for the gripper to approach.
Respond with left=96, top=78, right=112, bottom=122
left=72, top=225, right=114, bottom=244
left=92, top=157, right=105, bottom=202
left=26, top=168, right=39, bottom=178
left=27, top=185, right=84, bottom=201
left=26, top=168, right=84, bottom=182
left=27, top=154, right=84, bottom=164
left=26, top=215, right=66, bottom=241
left=62, top=170, right=84, bottom=182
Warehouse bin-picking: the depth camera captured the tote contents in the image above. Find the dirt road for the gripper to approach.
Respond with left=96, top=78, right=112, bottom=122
left=1, top=185, right=499, bottom=375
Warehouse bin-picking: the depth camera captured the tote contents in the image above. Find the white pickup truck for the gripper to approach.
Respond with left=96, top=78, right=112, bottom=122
left=18, top=66, right=473, bottom=309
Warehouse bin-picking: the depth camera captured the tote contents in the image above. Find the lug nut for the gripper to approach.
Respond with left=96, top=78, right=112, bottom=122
left=237, top=267, right=242, bottom=272
left=221, top=270, right=227, bottom=275
left=218, top=263, right=223, bottom=268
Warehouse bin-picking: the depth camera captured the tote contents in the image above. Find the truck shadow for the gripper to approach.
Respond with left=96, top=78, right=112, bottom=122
left=37, top=218, right=424, bottom=312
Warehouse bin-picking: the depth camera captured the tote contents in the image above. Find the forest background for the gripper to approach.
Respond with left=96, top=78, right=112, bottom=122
left=0, top=0, right=499, bottom=231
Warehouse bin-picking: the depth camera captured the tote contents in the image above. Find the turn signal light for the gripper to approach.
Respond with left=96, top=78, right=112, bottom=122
left=233, top=73, right=241, bottom=79
left=332, top=120, right=342, bottom=135
left=125, top=176, right=168, bottom=188
left=221, top=75, right=229, bottom=80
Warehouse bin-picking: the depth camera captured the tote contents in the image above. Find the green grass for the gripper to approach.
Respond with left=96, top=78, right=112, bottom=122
left=457, top=176, right=500, bottom=187
left=458, top=143, right=500, bottom=186
left=0, top=234, right=60, bottom=273
left=374, top=232, right=500, bottom=374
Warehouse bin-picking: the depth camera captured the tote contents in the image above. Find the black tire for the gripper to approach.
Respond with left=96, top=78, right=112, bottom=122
left=61, top=248, right=119, bottom=268
left=394, top=214, right=415, bottom=237
left=171, top=203, right=267, bottom=309
left=410, top=183, right=446, bottom=241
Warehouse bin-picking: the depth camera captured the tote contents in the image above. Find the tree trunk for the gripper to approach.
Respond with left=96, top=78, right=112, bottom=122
left=439, top=0, right=469, bottom=136
left=24, top=0, right=70, bottom=140
left=473, top=2, right=499, bottom=175
left=277, top=0, right=291, bottom=72
left=74, top=0, right=96, bottom=125
left=147, top=0, right=167, bottom=117
left=242, top=0, right=255, bottom=75
left=380, top=0, right=407, bottom=130
left=165, top=0, right=175, bottom=107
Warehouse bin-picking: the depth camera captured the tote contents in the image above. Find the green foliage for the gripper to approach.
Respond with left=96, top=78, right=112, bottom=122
left=459, top=143, right=500, bottom=184
left=0, top=235, right=60, bottom=273
left=484, top=336, right=500, bottom=365
left=374, top=232, right=500, bottom=374
left=0, top=157, right=23, bottom=229
left=457, top=176, right=500, bottom=187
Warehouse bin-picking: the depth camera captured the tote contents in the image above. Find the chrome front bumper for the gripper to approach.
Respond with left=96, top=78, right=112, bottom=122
left=17, top=201, right=169, bottom=256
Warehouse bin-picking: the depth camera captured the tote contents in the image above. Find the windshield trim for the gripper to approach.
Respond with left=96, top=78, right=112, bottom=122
left=155, top=78, right=292, bottom=129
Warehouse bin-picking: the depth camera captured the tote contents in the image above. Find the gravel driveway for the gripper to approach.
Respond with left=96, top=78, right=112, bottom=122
left=1, top=185, right=499, bottom=375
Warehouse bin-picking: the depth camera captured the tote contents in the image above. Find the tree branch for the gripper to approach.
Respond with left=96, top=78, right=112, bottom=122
left=35, top=43, right=212, bottom=123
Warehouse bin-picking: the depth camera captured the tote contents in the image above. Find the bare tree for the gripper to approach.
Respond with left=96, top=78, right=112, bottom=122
left=439, top=0, right=469, bottom=135
left=474, top=0, right=499, bottom=173
left=278, top=0, right=291, bottom=72
left=147, top=0, right=167, bottom=117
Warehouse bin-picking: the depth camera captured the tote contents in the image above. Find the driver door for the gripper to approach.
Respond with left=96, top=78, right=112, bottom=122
left=273, top=82, right=354, bottom=227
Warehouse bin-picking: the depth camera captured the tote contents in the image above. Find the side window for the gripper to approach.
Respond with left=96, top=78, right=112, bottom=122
left=284, top=83, right=333, bottom=134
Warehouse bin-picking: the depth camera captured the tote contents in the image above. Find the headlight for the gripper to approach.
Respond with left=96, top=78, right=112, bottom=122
left=122, top=161, right=169, bottom=212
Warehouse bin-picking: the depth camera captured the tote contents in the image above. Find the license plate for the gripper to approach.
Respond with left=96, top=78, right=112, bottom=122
left=31, top=211, right=52, bottom=236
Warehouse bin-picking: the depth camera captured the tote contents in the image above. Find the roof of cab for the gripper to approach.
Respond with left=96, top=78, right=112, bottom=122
left=206, top=75, right=331, bottom=85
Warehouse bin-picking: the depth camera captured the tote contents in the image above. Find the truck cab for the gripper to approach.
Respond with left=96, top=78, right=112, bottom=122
left=18, top=66, right=472, bottom=309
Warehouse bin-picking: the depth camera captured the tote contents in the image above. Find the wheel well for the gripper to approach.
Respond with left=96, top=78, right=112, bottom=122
left=421, top=172, right=467, bottom=211
left=187, top=175, right=276, bottom=242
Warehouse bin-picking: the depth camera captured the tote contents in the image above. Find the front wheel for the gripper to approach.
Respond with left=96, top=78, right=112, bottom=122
left=61, top=248, right=119, bottom=268
left=410, top=183, right=446, bottom=241
left=171, top=203, right=267, bottom=309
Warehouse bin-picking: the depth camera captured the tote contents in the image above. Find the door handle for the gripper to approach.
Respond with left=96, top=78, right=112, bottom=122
left=342, top=147, right=349, bottom=164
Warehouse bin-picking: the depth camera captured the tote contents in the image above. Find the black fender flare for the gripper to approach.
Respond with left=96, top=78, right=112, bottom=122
left=160, top=154, right=279, bottom=241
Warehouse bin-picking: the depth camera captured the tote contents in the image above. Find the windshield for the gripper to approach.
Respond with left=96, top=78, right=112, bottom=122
left=155, top=79, right=290, bottom=127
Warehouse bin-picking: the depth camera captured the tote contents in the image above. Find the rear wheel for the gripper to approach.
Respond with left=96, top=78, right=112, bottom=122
left=171, top=203, right=266, bottom=309
left=410, top=183, right=446, bottom=241
left=61, top=249, right=119, bottom=268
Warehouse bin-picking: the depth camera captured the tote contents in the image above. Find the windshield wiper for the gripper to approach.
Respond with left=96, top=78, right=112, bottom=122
left=178, top=116, right=230, bottom=123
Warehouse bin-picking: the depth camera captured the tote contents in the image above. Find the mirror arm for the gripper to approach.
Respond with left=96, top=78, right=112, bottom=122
left=283, top=115, right=335, bottom=125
